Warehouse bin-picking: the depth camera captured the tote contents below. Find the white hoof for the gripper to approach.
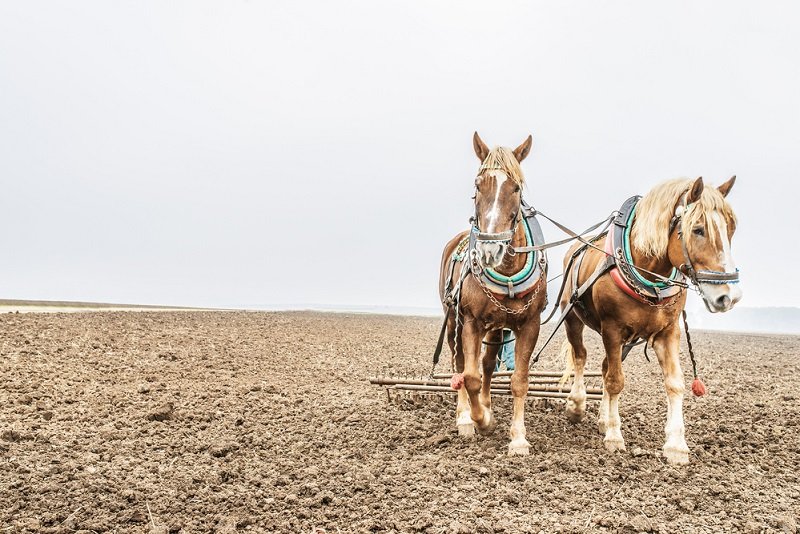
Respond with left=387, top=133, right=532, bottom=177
left=565, top=399, right=586, bottom=423
left=663, top=445, right=690, bottom=465
left=508, top=440, right=531, bottom=456
left=457, top=423, right=475, bottom=438
left=604, top=438, right=626, bottom=452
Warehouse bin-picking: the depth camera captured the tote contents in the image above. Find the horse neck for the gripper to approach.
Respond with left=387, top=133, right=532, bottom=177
left=493, top=219, right=529, bottom=276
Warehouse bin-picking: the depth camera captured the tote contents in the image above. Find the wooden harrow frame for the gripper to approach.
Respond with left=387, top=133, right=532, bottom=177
left=369, top=370, right=603, bottom=403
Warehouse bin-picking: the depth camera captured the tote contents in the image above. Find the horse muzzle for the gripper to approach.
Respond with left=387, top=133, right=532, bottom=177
left=476, top=241, right=507, bottom=269
left=699, top=280, right=742, bottom=313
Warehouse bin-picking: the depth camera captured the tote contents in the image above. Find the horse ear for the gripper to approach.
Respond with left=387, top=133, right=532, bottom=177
left=717, top=175, right=736, bottom=197
left=687, top=176, right=704, bottom=203
left=512, top=135, right=533, bottom=162
left=473, top=131, right=489, bottom=162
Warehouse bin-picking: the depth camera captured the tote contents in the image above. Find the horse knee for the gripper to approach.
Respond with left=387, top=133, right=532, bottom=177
left=510, top=382, right=528, bottom=397
left=464, top=372, right=482, bottom=393
left=605, top=373, right=625, bottom=396
left=664, top=377, right=684, bottom=396
left=509, top=373, right=529, bottom=397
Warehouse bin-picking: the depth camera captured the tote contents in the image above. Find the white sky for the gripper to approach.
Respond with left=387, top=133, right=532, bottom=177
left=1, top=1, right=798, bottom=310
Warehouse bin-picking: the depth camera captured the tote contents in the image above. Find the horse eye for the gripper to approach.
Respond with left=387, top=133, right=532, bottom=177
left=514, top=185, right=520, bottom=193
left=693, top=227, right=705, bottom=237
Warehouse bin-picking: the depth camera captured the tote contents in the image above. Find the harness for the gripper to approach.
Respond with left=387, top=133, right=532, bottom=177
left=467, top=199, right=547, bottom=299
left=607, top=196, right=685, bottom=304
left=534, top=196, right=689, bottom=361
left=431, top=198, right=547, bottom=375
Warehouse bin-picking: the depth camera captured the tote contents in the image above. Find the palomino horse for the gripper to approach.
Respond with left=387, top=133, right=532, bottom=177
left=438, top=132, right=548, bottom=455
left=559, top=176, right=741, bottom=464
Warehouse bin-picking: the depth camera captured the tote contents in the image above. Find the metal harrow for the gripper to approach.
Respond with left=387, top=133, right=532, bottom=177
left=369, top=370, right=603, bottom=403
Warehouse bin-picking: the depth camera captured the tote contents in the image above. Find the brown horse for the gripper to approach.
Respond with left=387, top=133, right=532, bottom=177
left=559, top=176, right=740, bottom=464
left=438, top=132, right=547, bottom=455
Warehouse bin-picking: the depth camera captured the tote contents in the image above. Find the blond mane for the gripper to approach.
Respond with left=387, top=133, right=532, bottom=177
left=478, top=147, right=525, bottom=185
left=631, top=178, right=737, bottom=258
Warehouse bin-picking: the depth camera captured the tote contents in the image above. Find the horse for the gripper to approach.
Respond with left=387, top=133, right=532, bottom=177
left=437, top=132, right=548, bottom=455
left=557, top=176, right=741, bottom=464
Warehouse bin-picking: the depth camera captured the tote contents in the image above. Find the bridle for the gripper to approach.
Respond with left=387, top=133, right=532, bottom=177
left=668, top=191, right=740, bottom=292
left=469, top=168, right=521, bottom=247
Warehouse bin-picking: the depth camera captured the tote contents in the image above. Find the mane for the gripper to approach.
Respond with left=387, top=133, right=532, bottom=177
left=478, top=147, right=525, bottom=185
left=631, top=178, right=737, bottom=258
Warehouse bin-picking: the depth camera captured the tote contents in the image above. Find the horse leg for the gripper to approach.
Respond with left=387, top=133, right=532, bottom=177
left=564, top=314, right=588, bottom=423
left=600, top=329, right=626, bottom=452
left=449, top=318, right=474, bottom=437
left=462, top=319, right=496, bottom=436
left=598, top=357, right=609, bottom=434
left=652, top=325, right=690, bottom=465
left=480, top=330, right=502, bottom=412
left=507, top=321, right=540, bottom=455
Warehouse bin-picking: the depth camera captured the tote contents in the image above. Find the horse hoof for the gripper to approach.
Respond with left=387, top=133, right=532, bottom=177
left=565, top=399, right=585, bottom=418
left=663, top=446, right=690, bottom=465
left=457, top=424, right=475, bottom=438
left=566, top=410, right=584, bottom=424
left=475, top=416, right=497, bottom=436
left=508, top=443, right=530, bottom=456
left=604, top=438, right=626, bottom=452
left=565, top=402, right=585, bottom=424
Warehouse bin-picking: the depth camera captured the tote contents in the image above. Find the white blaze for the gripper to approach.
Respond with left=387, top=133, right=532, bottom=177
left=711, top=212, right=735, bottom=272
left=485, top=171, right=507, bottom=233
left=699, top=212, right=742, bottom=311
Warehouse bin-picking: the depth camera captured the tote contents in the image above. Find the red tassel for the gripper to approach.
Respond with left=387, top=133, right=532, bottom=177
left=450, top=373, right=464, bottom=390
left=691, top=377, right=707, bottom=397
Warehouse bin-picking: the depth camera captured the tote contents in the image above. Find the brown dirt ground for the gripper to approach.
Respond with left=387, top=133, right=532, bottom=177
left=1, top=311, right=799, bottom=533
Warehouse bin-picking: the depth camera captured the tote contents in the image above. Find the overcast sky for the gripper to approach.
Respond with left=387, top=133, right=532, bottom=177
left=1, top=1, right=797, bottom=312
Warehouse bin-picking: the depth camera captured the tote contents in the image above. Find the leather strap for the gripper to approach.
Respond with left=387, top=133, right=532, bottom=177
left=431, top=306, right=450, bottom=369
left=512, top=215, right=614, bottom=253
left=533, top=254, right=616, bottom=361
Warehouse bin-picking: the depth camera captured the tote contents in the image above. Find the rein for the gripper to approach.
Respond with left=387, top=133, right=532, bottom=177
left=433, top=184, right=738, bottom=377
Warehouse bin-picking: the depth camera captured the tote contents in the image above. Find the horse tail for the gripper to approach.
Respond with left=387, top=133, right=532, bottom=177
left=557, top=339, right=575, bottom=388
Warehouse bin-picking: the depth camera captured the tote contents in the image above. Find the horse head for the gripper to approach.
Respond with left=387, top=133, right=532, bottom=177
left=667, top=176, right=742, bottom=313
left=471, top=132, right=533, bottom=269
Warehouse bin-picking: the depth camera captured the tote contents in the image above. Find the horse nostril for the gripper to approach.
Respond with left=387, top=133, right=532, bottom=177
left=716, top=295, right=731, bottom=309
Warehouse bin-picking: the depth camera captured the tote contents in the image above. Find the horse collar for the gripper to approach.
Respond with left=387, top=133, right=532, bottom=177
left=466, top=199, right=547, bottom=299
left=607, top=196, right=685, bottom=304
